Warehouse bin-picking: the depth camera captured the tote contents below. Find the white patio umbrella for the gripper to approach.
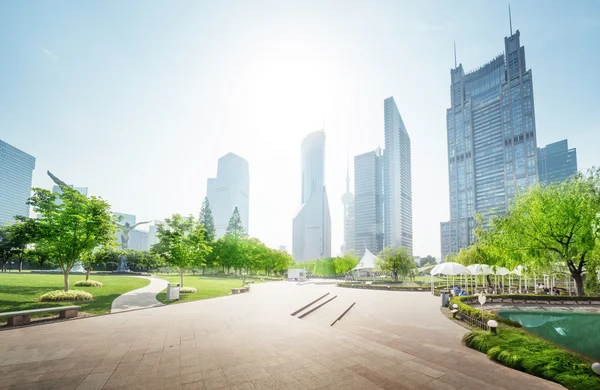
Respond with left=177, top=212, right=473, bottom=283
left=494, top=267, right=511, bottom=294
left=430, top=262, right=471, bottom=292
left=467, top=264, right=494, bottom=294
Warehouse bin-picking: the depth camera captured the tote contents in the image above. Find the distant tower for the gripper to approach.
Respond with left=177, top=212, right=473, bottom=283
left=341, top=161, right=355, bottom=254
left=292, top=131, right=332, bottom=262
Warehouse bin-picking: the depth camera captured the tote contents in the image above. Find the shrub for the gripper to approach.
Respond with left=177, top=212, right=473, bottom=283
left=40, top=290, right=94, bottom=302
left=463, top=328, right=600, bottom=390
left=74, top=280, right=103, bottom=287
left=180, top=287, right=197, bottom=293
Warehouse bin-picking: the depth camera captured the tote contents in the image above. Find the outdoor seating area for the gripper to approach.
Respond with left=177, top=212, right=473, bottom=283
left=430, top=262, right=582, bottom=296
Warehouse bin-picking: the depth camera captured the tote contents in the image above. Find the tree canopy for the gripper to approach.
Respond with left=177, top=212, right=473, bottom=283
left=199, top=196, right=215, bottom=242
left=482, top=168, right=600, bottom=295
left=333, top=252, right=359, bottom=275
left=375, top=246, right=415, bottom=282
left=21, top=186, right=116, bottom=290
left=226, top=207, right=246, bottom=237
left=152, top=214, right=211, bottom=287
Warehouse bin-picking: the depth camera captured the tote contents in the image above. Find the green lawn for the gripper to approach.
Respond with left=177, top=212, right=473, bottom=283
left=155, top=275, right=251, bottom=304
left=0, top=273, right=149, bottom=319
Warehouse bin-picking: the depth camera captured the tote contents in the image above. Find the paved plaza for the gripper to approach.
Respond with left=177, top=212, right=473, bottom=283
left=0, top=282, right=564, bottom=389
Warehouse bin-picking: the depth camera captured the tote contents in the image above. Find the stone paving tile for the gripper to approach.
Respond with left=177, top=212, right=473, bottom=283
left=0, top=283, right=565, bottom=390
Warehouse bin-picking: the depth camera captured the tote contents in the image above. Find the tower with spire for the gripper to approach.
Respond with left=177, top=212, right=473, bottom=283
left=341, top=160, right=355, bottom=254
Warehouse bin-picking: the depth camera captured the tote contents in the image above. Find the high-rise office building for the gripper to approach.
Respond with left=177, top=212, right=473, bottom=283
left=113, top=212, right=151, bottom=250
left=206, top=153, right=249, bottom=238
left=353, top=148, right=384, bottom=258
left=292, top=131, right=331, bottom=262
left=441, top=29, right=538, bottom=262
left=383, top=97, right=413, bottom=254
left=341, top=163, right=355, bottom=254
left=147, top=220, right=164, bottom=250
left=538, top=140, right=577, bottom=185
left=0, top=140, right=35, bottom=226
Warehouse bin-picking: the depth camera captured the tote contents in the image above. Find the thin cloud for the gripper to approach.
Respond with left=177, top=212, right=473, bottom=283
left=42, top=48, right=59, bottom=61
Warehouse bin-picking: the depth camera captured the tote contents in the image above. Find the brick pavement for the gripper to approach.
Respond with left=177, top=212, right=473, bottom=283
left=0, top=282, right=564, bottom=389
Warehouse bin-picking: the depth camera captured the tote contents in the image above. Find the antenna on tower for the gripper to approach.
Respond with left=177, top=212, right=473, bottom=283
left=453, top=41, right=457, bottom=68
left=509, top=4, right=513, bottom=35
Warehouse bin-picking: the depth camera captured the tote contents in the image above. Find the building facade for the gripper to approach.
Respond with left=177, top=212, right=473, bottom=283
left=538, top=140, right=577, bottom=185
left=353, top=148, right=384, bottom=258
left=206, top=153, right=250, bottom=238
left=292, top=131, right=332, bottom=262
left=0, top=140, right=35, bottom=226
left=52, top=185, right=88, bottom=206
left=341, top=164, right=355, bottom=254
left=441, top=30, right=539, bottom=262
left=383, top=97, right=413, bottom=254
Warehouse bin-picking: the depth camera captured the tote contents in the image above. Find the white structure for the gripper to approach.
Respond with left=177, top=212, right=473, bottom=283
left=292, top=131, right=331, bottom=262
left=0, top=140, right=35, bottom=225
left=383, top=97, right=413, bottom=254
left=341, top=162, right=355, bottom=254
left=206, top=153, right=249, bottom=238
left=147, top=220, right=164, bottom=250
left=352, top=247, right=377, bottom=277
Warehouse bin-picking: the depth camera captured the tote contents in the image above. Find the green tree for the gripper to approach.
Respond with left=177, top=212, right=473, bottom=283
left=418, top=255, right=437, bottom=268
left=488, top=169, right=600, bottom=295
left=152, top=214, right=211, bottom=287
left=376, top=246, right=415, bottom=282
left=23, top=185, right=116, bottom=291
left=0, top=226, right=13, bottom=272
left=7, top=221, right=32, bottom=272
left=199, top=196, right=216, bottom=242
left=226, top=207, right=246, bottom=237
left=333, top=252, right=359, bottom=275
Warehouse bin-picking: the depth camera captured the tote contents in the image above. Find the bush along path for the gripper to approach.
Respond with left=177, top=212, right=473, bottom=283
left=110, top=276, right=168, bottom=313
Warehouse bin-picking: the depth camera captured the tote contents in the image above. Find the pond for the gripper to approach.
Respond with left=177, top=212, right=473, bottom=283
left=498, top=310, right=600, bottom=361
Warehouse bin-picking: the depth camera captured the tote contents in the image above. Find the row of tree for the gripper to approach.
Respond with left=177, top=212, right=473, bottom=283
left=0, top=178, right=292, bottom=290
left=451, top=168, right=600, bottom=296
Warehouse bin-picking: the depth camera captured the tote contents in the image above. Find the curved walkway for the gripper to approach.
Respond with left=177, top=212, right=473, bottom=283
left=110, top=276, right=168, bottom=313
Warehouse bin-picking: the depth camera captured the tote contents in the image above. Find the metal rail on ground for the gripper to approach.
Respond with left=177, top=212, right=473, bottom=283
left=330, top=302, right=356, bottom=326
left=290, top=293, right=330, bottom=316
left=297, top=296, right=337, bottom=319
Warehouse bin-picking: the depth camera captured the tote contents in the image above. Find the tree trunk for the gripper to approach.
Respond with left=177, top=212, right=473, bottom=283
left=202, top=266, right=205, bottom=275
left=86, top=268, right=91, bottom=281
left=63, top=271, right=70, bottom=291
left=394, top=272, right=398, bottom=282
left=572, top=271, right=584, bottom=296
left=18, top=257, right=23, bottom=272
left=486, top=275, right=493, bottom=287
left=180, top=271, right=184, bottom=288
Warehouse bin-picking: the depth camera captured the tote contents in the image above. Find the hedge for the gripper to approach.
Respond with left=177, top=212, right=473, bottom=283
left=74, top=280, right=103, bottom=287
left=464, top=328, right=600, bottom=390
left=337, top=282, right=443, bottom=294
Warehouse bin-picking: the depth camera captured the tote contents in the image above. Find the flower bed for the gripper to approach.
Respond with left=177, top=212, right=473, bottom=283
left=39, top=290, right=94, bottom=302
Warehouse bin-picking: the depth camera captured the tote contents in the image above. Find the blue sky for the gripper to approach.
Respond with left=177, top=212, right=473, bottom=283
left=1, top=1, right=599, bottom=258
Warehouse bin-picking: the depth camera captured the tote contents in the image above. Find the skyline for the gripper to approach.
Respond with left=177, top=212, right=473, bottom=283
left=1, top=1, right=599, bottom=258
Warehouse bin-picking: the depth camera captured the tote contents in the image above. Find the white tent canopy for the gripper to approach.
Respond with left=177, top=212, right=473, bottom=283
left=353, top=247, right=377, bottom=271
left=467, top=264, right=494, bottom=275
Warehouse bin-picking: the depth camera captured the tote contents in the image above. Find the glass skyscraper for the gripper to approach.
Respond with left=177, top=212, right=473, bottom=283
left=353, top=147, right=384, bottom=258
left=0, top=140, right=35, bottom=226
left=383, top=97, right=413, bottom=254
left=537, top=139, right=577, bottom=185
left=441, top=30, right=538, bottom=262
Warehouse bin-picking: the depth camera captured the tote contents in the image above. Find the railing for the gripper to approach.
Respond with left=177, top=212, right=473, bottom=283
left=457, top=311, right=489, bottom=331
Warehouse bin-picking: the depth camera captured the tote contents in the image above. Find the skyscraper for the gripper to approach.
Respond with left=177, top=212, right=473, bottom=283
left=292, top=131, right=331, bottom=262
left=0, top=140, right=35, bottom=226
left=206, top=153, right=250, bottom=238
left=441, top=29, right=538, bottom=261
left=383, top=97, right=413, bottom=254
left=340, top=162, right=355, bottom=254
left=538, top=140, right=577, bottom=185
left=353, top=148, right=384, bottom=258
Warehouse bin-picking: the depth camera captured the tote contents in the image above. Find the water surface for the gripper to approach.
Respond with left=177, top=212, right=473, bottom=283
left=499, top=310, right=600, bottom=360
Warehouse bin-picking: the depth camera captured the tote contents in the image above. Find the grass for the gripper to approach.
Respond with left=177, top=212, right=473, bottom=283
left=464, top=327, right=600, bottom=390
left=0, top=273, right=149, bottom=319
left=155, top=275, right=253, bottom=304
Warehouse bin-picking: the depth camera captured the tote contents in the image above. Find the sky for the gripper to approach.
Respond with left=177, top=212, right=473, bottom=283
left=1, top=1, right=599, bottom=259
